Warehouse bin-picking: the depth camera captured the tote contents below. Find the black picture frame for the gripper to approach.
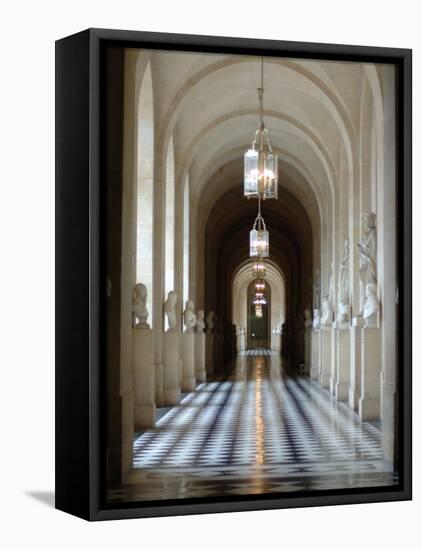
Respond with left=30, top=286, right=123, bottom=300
left=55, top=28, right=412, bottom=521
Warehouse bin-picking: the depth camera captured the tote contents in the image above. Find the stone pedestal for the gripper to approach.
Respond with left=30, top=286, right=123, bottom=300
left=205, top=333, right=214, bottom=376
left=237, top=332, right=246, bottom=353
left=349, top=320, right=362, bottom=410
left=329, top=328, right=337, bottom=394
left=381, top=376, right=396, bottom=463
left=320, top=327, right=332, bottom=388
left=182, top=332, right=196, bottom=391
left=304, top=328, right=312, bottom=375
left=162, top=331, right=181, bottom=405
left=154, top=361, right=163, bottom=407
left=132, top=328, right=155, bottom=429
left=195, top=331, right=207, bottom=383
left=310, top=329, right=321, bottom=381
left=334, top=326, right=350, bottom=401
left=359, top=327, right=381, bottom=420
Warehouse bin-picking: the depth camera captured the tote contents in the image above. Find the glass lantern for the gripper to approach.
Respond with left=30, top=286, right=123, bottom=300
left=244, top=149, right=259, bottom=196
left=249, top=213, right=269, bottom=258
left=244, top=127, right=278, bottom=200
left=254, top=278, right=266, bottom=291
left=253, top=261, right=266, bottom=278
left=252, top=292, right=267, bottom=305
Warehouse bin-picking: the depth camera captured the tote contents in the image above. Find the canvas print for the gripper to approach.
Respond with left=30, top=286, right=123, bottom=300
left=104, top=46, right=399, bottom=504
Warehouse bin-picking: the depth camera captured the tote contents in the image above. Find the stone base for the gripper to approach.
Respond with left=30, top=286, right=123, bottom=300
left=359, top=396, right=380, bottom=421
left=349, top=326, right=362, bottom=411
left=359, top=327, right=381, bottom=421
left=349, top=387, right=358, bottom=411
left=163, top=331, right=181, bottom=406
left=182, top=377, right=196, bottom=392
left=205, top=333, right=214, bottom=375
left=320, top=373, right=331, bottom=389
left=135, top=403, right=156, bottom=429
left=304, top=329, right=311, bottom=375
left=195, top=332, right=206, bottom=383
left=182, top=332, right=196, bottom=392
left=154, top=362, right=163, bottom=407
left=310, top=330, right=321, bottom=381
left=320, top=328, right=332, bottom=389
left=162, top=387, right=181, bottom=405
left=335, top=381, right=349, bottom=402
left=329, top=376, right=336, bottom=394
left=132, top=328, right=155, bottom=429
left=335, top=328, right=350, bottom=402
left=237, top=333, right=246, bottom=353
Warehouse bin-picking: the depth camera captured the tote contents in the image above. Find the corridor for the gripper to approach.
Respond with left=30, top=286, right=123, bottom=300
left=109, top=352, right=396, bottom=503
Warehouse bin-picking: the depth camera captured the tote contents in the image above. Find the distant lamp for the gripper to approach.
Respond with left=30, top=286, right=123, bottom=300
left=253, top=261, right=266, bottom=278
left=255, top=304, right=263, bottom=318
left=254, top=278, right=266, bottom=291
left=253, top=293, right=267, bottom=305
left=249, top=213, right=269, bottom=258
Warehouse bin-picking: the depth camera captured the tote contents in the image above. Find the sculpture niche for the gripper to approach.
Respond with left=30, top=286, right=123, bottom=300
left=132, top=283, right=149, bottom=329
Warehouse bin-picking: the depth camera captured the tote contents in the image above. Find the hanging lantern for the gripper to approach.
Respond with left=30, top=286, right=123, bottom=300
left=255, top=304, right=263, bottom=318
left=252, top=292, right=267, bottom=305
left=254, top=278, right=266, bottom=291
left=244, top=58, right=278, bottom=200
left=252, top=261, right=266, bottom=278
left=250, top=213, right=269, bottom=257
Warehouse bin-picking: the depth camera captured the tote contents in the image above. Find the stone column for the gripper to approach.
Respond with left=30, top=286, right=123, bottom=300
left=359, top=325, right=381, bottom=420
left=182, top=332, right=196, bottom=391
left=162, top=331, right=181, bottom=405
left=310, top=329, right=321, bottom=381
left=195, top=330, right=206, bottom=383
left=132, top=327, right=155, bottom=428
left=334, top=324, right=350, bottom=401
left=349, top=320, right=362, bottom=410
left=320, top=327, right=332, bottom=388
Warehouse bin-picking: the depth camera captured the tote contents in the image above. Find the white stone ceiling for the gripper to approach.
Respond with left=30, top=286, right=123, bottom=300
left=148, top=51, right=367, bottom=203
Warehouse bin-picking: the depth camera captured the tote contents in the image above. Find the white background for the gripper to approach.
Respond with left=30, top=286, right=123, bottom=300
left=0, top=1, right=419, bottom=548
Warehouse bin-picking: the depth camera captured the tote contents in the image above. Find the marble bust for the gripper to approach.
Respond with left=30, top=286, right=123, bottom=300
left=205, top=311, right=215, bottom=333
left=363, top=283, right=380, bottom=326
left=312, top=308, right=321, bottom=329
left=183, top=300, right=197, bottom=333
left=312, top=268, right=321, bottom=311
left=304, top=308, right=312, bottom=329
left=358, top=212, right=377, bottom=288
left=132, top=283, right=149, bottom=329
left=164, top=290, right=177, bottom=332
left=320, top=296, right=333, bottom=327
left=337, top=238, right=350, bottom=324
left=196, top=309, right=205, bottom=332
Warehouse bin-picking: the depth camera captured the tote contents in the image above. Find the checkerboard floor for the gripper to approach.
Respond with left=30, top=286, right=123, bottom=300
left=108, top=352, right=397, bottom=503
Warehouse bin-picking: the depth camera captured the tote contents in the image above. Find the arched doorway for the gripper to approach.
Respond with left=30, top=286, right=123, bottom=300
left=247, top=280, right=271, bottom=349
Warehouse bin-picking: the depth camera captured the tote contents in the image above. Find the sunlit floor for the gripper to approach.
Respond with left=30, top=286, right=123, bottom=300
left=108, top=351, right=397, bottom=503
